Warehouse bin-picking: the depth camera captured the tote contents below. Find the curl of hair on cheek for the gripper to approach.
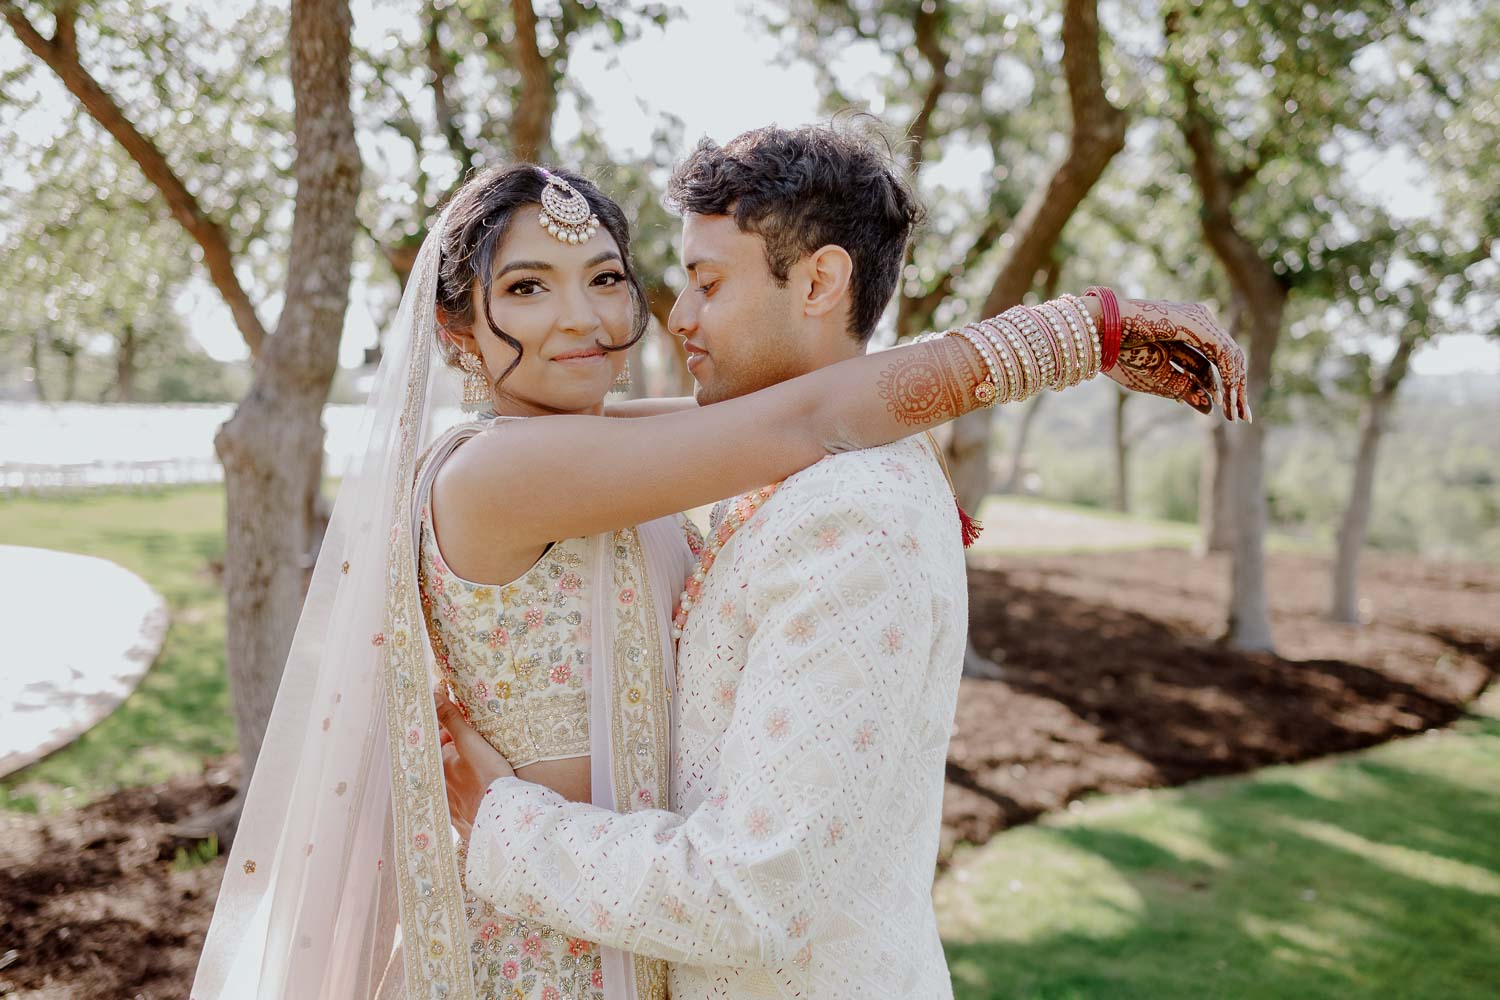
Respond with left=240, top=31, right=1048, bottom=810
left=478, top=273, right=525, bottom=387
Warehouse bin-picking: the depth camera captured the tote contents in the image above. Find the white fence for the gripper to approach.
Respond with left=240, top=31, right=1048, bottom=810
left=0, top=402, right=374, bottom=497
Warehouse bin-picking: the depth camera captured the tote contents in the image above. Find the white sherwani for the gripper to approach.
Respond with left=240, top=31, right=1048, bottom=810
left=466, top=436, right=968, bottom=998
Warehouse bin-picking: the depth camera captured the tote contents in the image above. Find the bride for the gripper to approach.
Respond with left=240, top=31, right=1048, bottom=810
left=191, top=162, right=1247, bottom=1000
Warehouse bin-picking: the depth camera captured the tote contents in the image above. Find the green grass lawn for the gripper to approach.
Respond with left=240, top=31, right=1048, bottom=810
left=937, top=690, right=1500, bottom=999
left=0, top=486, right=234, bottom=812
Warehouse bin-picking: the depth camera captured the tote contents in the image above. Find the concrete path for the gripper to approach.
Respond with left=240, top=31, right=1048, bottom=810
left=0, top=545, right=168, bottom=778
left=968, top=496, right=1195, bottom=555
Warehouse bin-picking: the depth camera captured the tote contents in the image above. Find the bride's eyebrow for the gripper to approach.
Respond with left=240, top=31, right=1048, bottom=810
left=496, top=259, right=551, bottom=277
left=495, top=251, right=621, bottom=278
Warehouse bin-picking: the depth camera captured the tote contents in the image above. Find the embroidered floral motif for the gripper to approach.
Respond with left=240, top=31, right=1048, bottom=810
left=459, top=907, right=602, bottom=1000
left=785, top=614, right=817, bottom=644
left=417, top=506, right=590, bottom=767
left=880, top=624, right=905, bottom=654
left=824, top=817, right=847, bottom=847
left=881, top=456, right=914, bottom=482
left=746, top=807, right=773, bottom=838
left=765, top=708, right=791, bottom=739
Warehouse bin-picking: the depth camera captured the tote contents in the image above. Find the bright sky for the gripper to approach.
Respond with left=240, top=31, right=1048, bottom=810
left=6, top=0, right=1496, bottom=376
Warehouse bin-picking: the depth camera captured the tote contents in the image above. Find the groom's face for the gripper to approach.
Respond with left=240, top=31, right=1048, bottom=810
left=669, top=213, right=806, bottom=406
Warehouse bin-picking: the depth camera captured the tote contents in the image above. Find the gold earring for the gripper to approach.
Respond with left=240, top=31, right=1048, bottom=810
left=457, top=351, right=490, bottom=412
left=613, top=361, right=632, bottom=390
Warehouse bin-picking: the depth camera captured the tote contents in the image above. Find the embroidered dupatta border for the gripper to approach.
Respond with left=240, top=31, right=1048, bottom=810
left=605, top=526, right=672, bottom=998
left=380, top=324, right=478, bottom=999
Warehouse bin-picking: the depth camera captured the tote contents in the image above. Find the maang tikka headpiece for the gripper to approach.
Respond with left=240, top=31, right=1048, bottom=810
left=537, top=169, right=601, bottom=245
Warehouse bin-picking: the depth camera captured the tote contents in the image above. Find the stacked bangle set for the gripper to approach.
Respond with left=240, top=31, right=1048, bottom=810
left=921, top=290, right=1121, bottom=409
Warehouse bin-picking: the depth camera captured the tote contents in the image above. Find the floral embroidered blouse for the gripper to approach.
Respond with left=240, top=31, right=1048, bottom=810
left=417, top=501, right=605, bottom=999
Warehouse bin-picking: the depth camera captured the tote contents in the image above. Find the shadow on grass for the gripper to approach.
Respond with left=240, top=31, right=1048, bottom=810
left=942, top=722, right=1500, bottom=999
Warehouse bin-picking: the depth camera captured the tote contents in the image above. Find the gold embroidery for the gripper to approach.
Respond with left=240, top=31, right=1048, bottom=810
left=418, top=510, right=593, bottom=768
left=607, top=527, right=672, bottom=998
left=381, top=257, right=479, bottom=1000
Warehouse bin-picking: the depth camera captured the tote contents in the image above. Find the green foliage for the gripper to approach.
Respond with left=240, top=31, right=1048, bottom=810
left=172, top=833, right=220, bottom=871
left=938, top=699, right=1500, bottom=999
left=0, top=130, right=237, bottom=401
left=0, top=487, right=234, bottom=813
left=4, top=0, right=295, bottom=286
left=1010, top=373, right=1500, bottom=560
left=1134, top=436, right=1201, bottom=524
left=353, top=0, right=678, bottom=251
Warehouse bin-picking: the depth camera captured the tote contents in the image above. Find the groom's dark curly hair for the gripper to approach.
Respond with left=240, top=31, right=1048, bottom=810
left=666, top=121, right=925, bottom=343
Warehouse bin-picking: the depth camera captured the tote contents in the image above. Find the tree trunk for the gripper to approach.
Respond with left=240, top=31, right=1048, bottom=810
left=1111, top=387, right=1128, bottom=512
left=28, top=328, right=46, bottom=401
left=1177, top=68, right=1288, bottom=653
left=1330, top=333, right=1416, bottom=623
left=1196, top=419, right=1235, bottom=553
left=1218, top=287, right=1284, bottom=652
left=1223, top=417, right=1274, bottom=650
left=1000, top=392, right=1046, bottom=494
left=1329, top=394, right=1388, bottom=624
left=112, top=322, right=138, bottom=402
left=60, top=345, right=78, bottom=401
left=943, top=0, right=1127, bottom=510
left=647, top=285, right=694, bottom=397
left=211, top=0, right=360, bottom=836
left=508, top=0, right=556, bottom=161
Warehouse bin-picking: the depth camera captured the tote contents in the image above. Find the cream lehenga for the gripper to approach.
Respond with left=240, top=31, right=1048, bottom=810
left=192, top=205, right=694, bottom=1000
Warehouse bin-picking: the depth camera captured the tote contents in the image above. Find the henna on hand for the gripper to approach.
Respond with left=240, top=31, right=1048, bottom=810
left=1110, top=299, right=1251, bottom=421
left=877, top=336, right=989, bottom=427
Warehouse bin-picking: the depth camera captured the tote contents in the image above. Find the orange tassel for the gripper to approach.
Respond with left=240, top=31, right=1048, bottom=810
left=956, top=499, right=982, bottom=548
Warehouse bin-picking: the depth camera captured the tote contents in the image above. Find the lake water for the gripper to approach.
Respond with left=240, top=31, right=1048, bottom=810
left=0, top=402, right=384, bottom=491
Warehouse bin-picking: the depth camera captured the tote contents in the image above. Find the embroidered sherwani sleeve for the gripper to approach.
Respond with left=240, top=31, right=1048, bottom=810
left=463, top=483, right=936, bottom=969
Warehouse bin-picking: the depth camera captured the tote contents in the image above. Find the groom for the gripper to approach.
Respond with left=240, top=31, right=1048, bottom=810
left=441, top=123, right=967, bottom=997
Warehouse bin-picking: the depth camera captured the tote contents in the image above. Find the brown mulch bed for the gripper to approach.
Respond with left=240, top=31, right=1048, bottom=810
left=0, top=767, right=236, bottom=999
left=943, top=547, right=1499, bottom=858
left=1, top=548, right=1495, bottom=998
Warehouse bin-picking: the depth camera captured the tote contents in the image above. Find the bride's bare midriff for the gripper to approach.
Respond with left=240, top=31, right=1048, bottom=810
left=514, top=757, right=592, bottom=804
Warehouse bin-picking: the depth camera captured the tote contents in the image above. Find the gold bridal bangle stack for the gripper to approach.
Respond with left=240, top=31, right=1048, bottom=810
left=918, top=296, right=1104, bottom=407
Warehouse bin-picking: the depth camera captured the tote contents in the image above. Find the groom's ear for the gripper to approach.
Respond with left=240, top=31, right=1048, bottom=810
left=800, top=244, right=854, bottom=323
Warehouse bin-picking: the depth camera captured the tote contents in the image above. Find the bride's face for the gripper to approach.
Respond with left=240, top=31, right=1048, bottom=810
left=463, top=208, right=634, bottom=415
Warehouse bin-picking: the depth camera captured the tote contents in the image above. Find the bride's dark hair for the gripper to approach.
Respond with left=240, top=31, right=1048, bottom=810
left=435, top=163, right=650, bottom=385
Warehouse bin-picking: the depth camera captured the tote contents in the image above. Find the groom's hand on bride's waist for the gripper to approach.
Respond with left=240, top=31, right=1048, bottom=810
left=435, top=688, right=515, bottom=843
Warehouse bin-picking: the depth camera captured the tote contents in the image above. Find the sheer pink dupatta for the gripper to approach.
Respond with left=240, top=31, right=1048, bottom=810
left=193, top=209, right=467, bottom=999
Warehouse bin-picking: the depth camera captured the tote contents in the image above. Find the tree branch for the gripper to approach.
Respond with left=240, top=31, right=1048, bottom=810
left=978, top=0, right=1128, bottom=316
left=1176, top=69, right=1284, bottom=309
left=905, top=0, right=949, bottom=177
left=425, top=0, right=474, bottom=175
left=2, top=0, right=268, bottom=355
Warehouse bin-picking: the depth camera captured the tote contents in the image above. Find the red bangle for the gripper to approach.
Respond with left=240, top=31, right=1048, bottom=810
left=1084, top=286, right=1122, bottom=372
